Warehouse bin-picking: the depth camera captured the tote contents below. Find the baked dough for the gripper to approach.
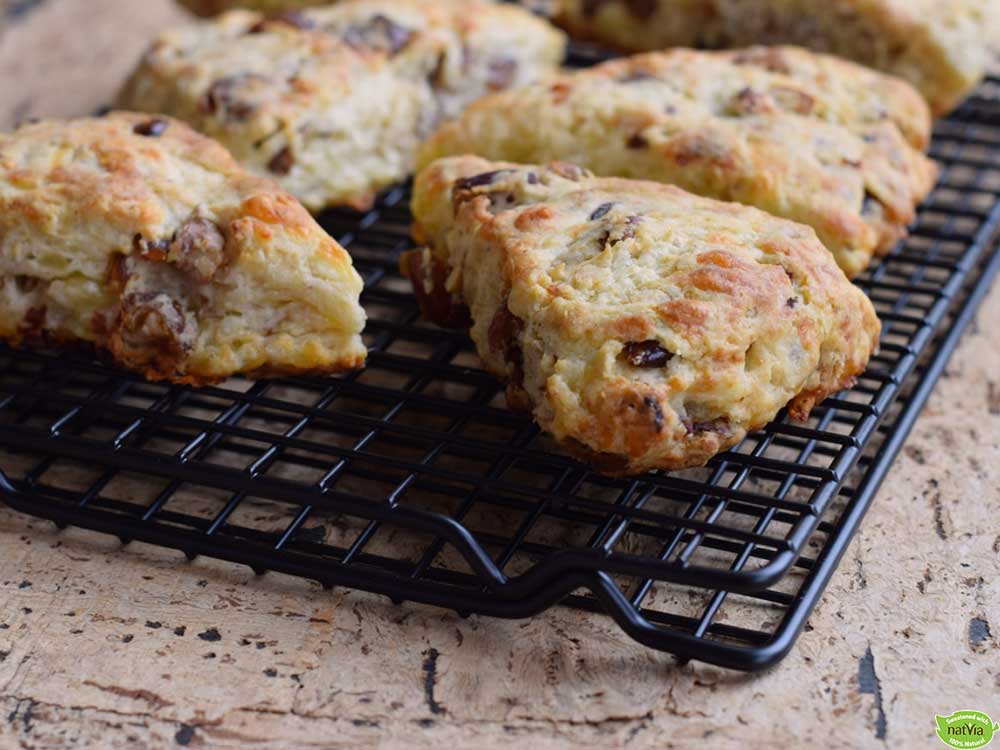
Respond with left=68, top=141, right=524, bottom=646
left=178, top=0, right=330, bottom=15
left=119, top=0, right=566, bottom=211
left=178, top=0, right=561, bottom=17
left=0, top=113, right=367, bottom=384
left=406, top=156, right=880, bottom=475
left=417, top=46, right=937, bottom=278
left=551, top=0, right=999, bottom=115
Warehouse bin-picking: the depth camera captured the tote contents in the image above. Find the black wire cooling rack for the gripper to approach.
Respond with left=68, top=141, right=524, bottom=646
left=2, top=64, right=999, bottom=670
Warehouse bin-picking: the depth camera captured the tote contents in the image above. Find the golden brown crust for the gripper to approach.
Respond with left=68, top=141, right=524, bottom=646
left=0, top=113, right=367, bottom=384
left=410, top=156, right=881, bottom=475
left=552, top=0, right=1000, bottom=115
left=120, top=0, right=566, bottom=211
left=177, top=0, right=330, bottom=16
left=417, top=46, right=937, bottom=279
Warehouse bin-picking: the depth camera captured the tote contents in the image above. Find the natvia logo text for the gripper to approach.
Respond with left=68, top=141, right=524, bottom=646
left=936, top=710, right=999, bottom=749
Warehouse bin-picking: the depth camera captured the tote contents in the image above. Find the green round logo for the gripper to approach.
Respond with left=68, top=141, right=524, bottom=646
left=936, top=710, right=999, bottom=749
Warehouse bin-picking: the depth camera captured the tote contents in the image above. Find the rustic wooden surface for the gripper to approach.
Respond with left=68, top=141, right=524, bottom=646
left=0, top=2, right=998, bottom=748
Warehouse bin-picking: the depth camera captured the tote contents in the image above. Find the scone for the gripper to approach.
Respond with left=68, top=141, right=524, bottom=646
left=178, top=0, right=330, bottom=16
left=405, top=156, right=880, bottom=475
left=0, top=113, right=367, bottom=384
left=118, top=0, right=567, bottom=211
left=417, top=46, right=938, bottom=278
left=178, top=0, right=561, bottom=17
left=551, top=0, right=999, bottom=115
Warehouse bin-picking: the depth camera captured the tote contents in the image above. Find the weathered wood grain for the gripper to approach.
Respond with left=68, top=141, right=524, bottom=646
left=0, top=2, right=998, bottom=748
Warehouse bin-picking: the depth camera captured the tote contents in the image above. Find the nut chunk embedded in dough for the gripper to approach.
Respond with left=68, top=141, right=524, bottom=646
left=0, top=113, right=367, bottom=384
left=406, top=156, right=880, bottom=475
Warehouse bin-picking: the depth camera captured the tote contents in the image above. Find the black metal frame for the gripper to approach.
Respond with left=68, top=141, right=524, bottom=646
left=1, top=61, right=998, bottom=670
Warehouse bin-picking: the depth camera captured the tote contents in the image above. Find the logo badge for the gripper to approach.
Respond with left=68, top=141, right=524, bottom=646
left=935, top=710, right=999, bottom=749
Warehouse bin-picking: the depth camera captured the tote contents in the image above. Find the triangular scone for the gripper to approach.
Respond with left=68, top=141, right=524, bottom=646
left=417, top=46, right=938, bottom=278
left=552, top=0, right=1000, bottom=116
left=118, top=0, right=566, bottom=211
left=178, top=0, right=325, bottom=15
left=406, top=156, right=880, bottom=475
left=0, top=113, right=366, bottom=384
